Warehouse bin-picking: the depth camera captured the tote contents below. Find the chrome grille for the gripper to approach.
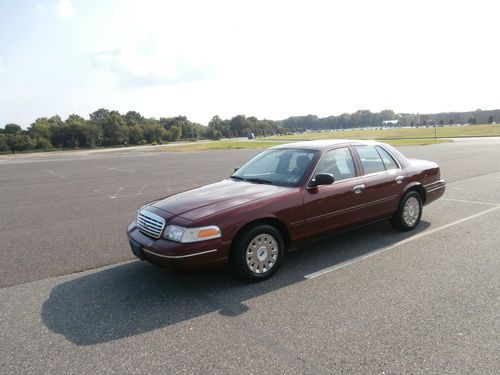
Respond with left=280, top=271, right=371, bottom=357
left=137, top=210, right=166, bottom=239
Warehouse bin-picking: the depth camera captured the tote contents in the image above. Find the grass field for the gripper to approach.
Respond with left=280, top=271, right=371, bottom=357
left=262, top=124, right=500, bottom=141
left=159, top=138, right=448, bottom=152
left=158, top=141, right=289, bottom=152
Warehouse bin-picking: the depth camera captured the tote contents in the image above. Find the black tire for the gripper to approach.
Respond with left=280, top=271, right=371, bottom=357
left=230, top=224, right=285, bottom=281
left=391, top=190, right=423, bottom=231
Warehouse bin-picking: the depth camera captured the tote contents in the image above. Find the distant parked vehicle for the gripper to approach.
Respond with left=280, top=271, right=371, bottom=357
left=127, top=140, right=445, bottom=281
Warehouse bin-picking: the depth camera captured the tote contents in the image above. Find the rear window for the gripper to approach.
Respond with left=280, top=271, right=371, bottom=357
left=354, top=145, right=385, bottom=174
left=376, top=146, right=399, bottom=170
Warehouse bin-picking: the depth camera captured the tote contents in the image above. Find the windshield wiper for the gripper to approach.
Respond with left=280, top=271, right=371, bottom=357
left=245, top=178, right=273, bottom=185
left=229, top=175, right=245, bottom=181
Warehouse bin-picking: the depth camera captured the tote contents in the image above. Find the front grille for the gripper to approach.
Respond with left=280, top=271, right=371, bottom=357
left=137, top=210, right=166, bottom=239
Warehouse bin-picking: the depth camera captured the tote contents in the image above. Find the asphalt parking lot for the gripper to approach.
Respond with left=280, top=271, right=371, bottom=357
left=1, top=138, right=499, bottom=374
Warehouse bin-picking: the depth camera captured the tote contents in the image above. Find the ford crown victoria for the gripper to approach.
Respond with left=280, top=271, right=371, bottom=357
left=127, top=140, right=445, bottom=281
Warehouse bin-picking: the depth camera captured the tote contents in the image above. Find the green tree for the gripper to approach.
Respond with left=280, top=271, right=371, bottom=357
left=36, top=137, right=53, bottom=150
left=64, top=114, right=89, bottom=148
left=124, top=111, right=144, bottom=126
left=379, top=109, right=397, bottom=122
left=208, top=115, right=230, bottom=138
left=4, top=123, right=22, bottom=134
left=0, top=134, right=9, bottom=152
left=169, top=126, right=181, bottom=141
left=6, top=133, right=34, bottom=152
left=230, top=115, right=251, bottom=137
left=128, top=124, right=144, bottom=145
left=101, top=112, right=128, bottom=146
left=28, top=118, right=55, bottom=149
left=142, top=122, right=165, bottom=144
left=29, top=118, right=52, bottom=139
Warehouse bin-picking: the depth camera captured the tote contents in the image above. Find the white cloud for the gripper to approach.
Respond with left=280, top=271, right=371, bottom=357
left=57, top=0, right=76, bottom=18
left=3, top=0, right=500, bottom=126
left=90, top=46, right=213, bottom=87
left=34, top=3, right=46, bottom=12
left=78, top=0, right=500, bottom=124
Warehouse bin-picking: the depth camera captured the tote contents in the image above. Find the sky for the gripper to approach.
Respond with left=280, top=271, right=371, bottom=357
left=0, top=0, right=499, bottom=127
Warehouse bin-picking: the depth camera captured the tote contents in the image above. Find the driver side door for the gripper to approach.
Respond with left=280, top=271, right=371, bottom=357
left=302, top=147, right=367, bottom=239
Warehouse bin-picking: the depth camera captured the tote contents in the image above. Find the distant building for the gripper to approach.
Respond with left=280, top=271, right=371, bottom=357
left=382, top=120, right=399, bottom=125
left=397, top=109, right=500, bottom=127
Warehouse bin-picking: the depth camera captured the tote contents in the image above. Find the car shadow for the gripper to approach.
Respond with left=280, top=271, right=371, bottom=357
left=42, top=220, right=431, bottom=346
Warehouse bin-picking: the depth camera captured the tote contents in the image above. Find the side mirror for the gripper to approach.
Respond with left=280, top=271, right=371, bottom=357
left=234, top=167, right=239, bottom=172
left=309, top=173, right=334, bottom=188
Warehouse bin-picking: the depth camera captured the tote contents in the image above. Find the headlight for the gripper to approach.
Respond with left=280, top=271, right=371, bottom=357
left=163, top=225, right=222, bottom=243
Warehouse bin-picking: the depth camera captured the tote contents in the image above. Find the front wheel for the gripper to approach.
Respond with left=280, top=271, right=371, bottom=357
left=230, top=224, right=285, bottom=281
left=391, top=191, right=423, bottom=231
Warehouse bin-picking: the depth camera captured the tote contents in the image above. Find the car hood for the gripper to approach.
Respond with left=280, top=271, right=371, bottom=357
left=152, top=179, right=290, bottom=221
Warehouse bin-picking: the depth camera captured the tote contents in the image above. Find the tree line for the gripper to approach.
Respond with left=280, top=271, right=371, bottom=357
left=1, top=108, right=400, bottom=153
left=0, top=109, right=207, bottom=153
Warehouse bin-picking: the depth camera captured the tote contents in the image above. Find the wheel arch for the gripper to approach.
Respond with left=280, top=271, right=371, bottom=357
left=230, top=217, right=291, bottom=255
left=403, top=182, right=426, bottom=204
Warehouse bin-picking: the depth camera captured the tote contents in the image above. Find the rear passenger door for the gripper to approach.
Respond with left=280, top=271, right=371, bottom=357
left=353, top=145, right=406, bottom=220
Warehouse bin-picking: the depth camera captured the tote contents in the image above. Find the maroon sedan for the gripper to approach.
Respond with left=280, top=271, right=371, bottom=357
left=127, top=140, right=445, bottom=281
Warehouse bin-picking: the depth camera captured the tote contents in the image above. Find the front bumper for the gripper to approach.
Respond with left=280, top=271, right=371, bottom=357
left=127, top=222, right=228, bottom=272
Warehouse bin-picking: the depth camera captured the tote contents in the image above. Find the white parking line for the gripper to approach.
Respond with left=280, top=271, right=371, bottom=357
left=42, top=169, right=66, bottom=180
left=92, top=165, right=136, bottom=173
left=442, top=198, right=500, bottom=206
left=304, top=204, right=500, bottom=280
left=137, top=184, right=148, bottom=195
left=93, top=186, right=124, bottom=199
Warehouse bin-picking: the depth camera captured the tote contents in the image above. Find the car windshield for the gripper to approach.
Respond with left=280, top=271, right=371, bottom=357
left=230, top=148, right=318, bottom=187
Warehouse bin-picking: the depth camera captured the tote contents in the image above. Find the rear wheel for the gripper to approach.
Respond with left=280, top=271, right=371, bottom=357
left=391, top=191, right=423, bottom=231
left=231, top=224, right=285, bottom=281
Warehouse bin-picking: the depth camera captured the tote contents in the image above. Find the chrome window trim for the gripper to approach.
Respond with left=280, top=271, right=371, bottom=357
left=375, top=145, right=402, bottom=170
left=305, top=143, right=406, bottom=188
left=306, top=146, right=359, bottom=188
left=354, top=144, right=394, bottom=175
left=235, top=147, right=319, bottom=188
left=362, top=168, right=404, bottom=179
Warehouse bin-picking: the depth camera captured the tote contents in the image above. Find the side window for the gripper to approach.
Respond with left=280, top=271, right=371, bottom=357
left=315, top=147, right=356, bottom=181
left=354, top=145, right=386, bottom=174
left=376, top=146, right=399, bottom=170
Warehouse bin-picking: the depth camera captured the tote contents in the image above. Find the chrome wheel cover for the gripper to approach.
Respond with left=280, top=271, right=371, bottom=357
left=245, top=234, right=279, bottom=274
left=403, top=196, right=420, bottom=226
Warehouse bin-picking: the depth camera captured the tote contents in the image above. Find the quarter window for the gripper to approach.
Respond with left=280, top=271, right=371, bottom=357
left=376, top=146, right=399, bottom=170
left=354, top=145, right=386, bottom=174
left=315, top=147, right=356, bottom=181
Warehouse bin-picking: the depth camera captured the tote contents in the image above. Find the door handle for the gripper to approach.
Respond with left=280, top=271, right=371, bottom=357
left=396, top=175, right=405, bottom=184
left=352, top=184, right=366, bottom=194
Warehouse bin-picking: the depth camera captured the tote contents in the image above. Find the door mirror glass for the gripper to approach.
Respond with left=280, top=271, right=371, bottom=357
left=310, top=173, right=335, bottom=187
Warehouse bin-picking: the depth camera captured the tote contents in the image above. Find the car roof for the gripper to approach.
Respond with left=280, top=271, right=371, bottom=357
left=270, top=139, right=378, bottom=151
